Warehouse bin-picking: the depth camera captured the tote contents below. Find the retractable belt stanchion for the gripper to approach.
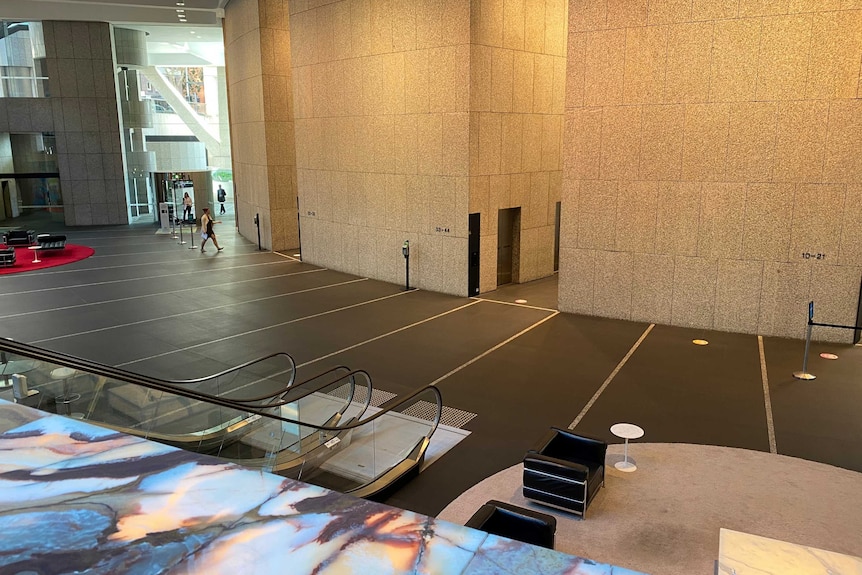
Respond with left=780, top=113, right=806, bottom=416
left=792, top=300, right=862, bottom=381
left=189, top=219, right=197, bottom=250
left=178, top=218, right=186, bottom=245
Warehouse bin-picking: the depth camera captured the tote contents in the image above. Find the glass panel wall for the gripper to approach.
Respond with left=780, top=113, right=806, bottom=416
left=0, top=21, right=49, bottom=98
left=0, top=132, right=62, bottom=225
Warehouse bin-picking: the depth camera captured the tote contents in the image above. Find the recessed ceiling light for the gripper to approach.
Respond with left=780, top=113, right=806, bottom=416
left=176, top=1, right=185, bottom=5
left=176, top=9, right=184, bottom=12
left=693, top=339, right=709, bottom=346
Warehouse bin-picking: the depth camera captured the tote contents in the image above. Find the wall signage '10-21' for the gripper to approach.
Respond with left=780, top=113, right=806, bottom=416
left=801, top=252, right=826, bottom=260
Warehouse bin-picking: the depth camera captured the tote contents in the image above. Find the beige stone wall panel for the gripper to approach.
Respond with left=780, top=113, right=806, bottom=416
left=739, top=0, right=790, bottom=18
left=512, top=51, right=535, bottom=112
left=475, top=0, right=505, bottom=46
left=405, top=50, right=431, bottom=114
left=756, top=14, right=812, bottom=101
left=616, top=180, right=658, bottom=254
left=698, top=182, right=746, bottom=260
left=541, top=114, right=563, bottom=171
left=631, top=253, right=674, bottom=323
left=714, top=259, right=764, bottom=334
left=511, top=172, right=530, bottom=211
left=443, top=113, right=471, bottom=177
left=584, top=29, right=626, bottom=107
left=577, top=179, right=618, bottom=250
left=430, top=45, right=469, bottom=113
left=570, top=0, right=607, bottom=32
left=491, top=48, right=515, bottom=112
left=558, top=247, right=596, bottom=314
left=490, top=173, right=512, bottom=210
left=594, top=251, right=634, bottom=319
left=608, top=0, right=648, bottom=29
left=790, top=183, right=845, bottom=263
left=553, top=56, right=567, bottom=113
left=773, top=100, right=827, bottom=183
left=789, top=0, right=840, bottom=12
left=560, top=177, right=579, bottom=249
left=521, top=114, right=544, bottom=172
left=681, top=102, right=730, bottom=182
left=656, top=181, right=702, bottom=257
left=503, top=0, right=526, bottom=50
left=839, top=185, right=862, bottom=265
left=527, top=171, right=550, bottom=228
left=648, top=0, right=693, bottom=24
left=566, top=32, right=586, bottom=108
left=480, top=233, right=498, bottom=292
left=501, top=113, right=524, bottom=172
left=392, top=1, right=418, bottom=51
left=824, top=100, right=862, bottom=184
left=710, top=18, right=760, bottom=103
left=692, top=0, right=739, bottom=19
left=671, top=256, right=718, bottom=328
left=533, top=54, right=555, bottom=114
left=524, top=0, right=547, bottom=51
left=600, top=105, right=642, bottom=181
left=742, top=182, right=794, bottom=261
left=726, top=101, right=777, bottom=183
left=623, top=25, right=668, bottom=105
left=564, top=107, right=602, bottom=180
left=757, top=261, right=810, bottom=338
left=544, top=0, right=567, bottom=56
left=664, top=21, right=713, bottom=103
left=639, top=104, right=684, bottom=180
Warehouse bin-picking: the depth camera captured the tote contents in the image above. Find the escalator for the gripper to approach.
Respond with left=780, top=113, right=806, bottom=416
left=0, top=338, right=442, bottom=500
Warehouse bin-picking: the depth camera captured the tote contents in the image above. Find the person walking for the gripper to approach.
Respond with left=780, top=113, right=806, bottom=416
left=200, top=207, right=223, bottom=253
left=217, top=185, right=227, bottom=214
left=182, top=192, right=192, bottom=221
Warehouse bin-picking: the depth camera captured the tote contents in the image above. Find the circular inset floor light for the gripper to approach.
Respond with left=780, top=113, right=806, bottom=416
left=692, top=339, right=709, bottom=346
left=515, top=299, right=527, bottom=304
left=820, top=353, right=838, bottom=360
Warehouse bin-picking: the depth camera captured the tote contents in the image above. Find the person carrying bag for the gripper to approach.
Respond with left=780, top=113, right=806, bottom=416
left=199, top=207, right=223, bottom=253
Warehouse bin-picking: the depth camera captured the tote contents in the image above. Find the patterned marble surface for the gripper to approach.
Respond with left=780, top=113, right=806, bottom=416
left=0, top=400, right=646, bottom=575
left=718, top=528, right=862, bottom=575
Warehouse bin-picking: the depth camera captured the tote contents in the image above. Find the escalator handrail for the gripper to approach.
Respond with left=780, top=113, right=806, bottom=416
left=161, top=351, right=297, bottom=388
left=228, top=365, right=353, bottom=404
left=0, top=338, right=443, bottom=440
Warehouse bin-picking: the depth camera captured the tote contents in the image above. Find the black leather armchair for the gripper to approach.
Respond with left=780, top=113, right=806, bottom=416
left=0, top=246, right=15, bottom=267
left=523, top=428, right=606, bottom=517
left=2, top=230, right=35, bottom=246
left=465, top=500, right=556, bottom=549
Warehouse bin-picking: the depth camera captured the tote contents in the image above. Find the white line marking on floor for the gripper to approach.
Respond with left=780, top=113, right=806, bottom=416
left=272, top=252, right=301, bottom=262
left=427, top=310, right=559, bottom=386
left=568, top=323, right=655, bottom=430
left=20, top=250, right=274, bottom=276
left=0, top=260, right=292, bottom=297
left=31, top=277, right=366, bottom=344
left=758, top=335, right=778, bottom=454
left=89, top=247, right=260, bottom=258
left=471, top=297, right=558, bottom=313
left=295, top=299, right=480, bottom=369
left=116, top=289, right=418, bottom=367
left=0, top=269, right=328, bottom=320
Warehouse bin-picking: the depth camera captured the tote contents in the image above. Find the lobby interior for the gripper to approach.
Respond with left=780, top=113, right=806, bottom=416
left=2, top=0, right=862, bottom=573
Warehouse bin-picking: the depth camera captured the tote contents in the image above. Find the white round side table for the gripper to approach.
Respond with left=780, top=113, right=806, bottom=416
left=610, top=423, right=644, bottom=473
left=51, top=367, right=81, bottom=416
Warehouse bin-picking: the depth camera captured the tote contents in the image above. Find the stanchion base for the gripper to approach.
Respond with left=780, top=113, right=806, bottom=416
left=178, top=241, right=186, bottom=245
left=793, top=371, right=816, bottom=380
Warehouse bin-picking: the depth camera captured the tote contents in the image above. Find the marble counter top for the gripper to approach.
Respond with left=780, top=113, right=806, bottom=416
left=718, top=528, right=862, bottom=575
left=0, top=400, right=646, bottom=575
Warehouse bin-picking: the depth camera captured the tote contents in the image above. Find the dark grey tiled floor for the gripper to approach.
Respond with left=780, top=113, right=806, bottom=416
left=2, top=220, right=861, bottom=518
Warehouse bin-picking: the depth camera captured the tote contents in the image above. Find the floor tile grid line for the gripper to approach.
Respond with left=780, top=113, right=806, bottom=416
left=0, top=268, right=327, bottom=321
left=568, top=323, right=655, bottom=431
left=758, top=335, right=778, bottom=454
left=31, top=277, right=370, bottom=344
left=471, top=297, right=558, bottom=313
left=272, top=252, right=301, bottom=262
left=0, top=260, right=296, bottom=298
left=18, top=249, right=276, bottom=277
left=295, top=300, right=483, bottom=370
left=116, top=289, right=417, bottom=367
left=424, top=310, right=560, bottom=389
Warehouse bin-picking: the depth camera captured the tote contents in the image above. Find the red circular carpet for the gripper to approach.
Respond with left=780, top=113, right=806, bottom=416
left=0, top=244, right=95, bottom=275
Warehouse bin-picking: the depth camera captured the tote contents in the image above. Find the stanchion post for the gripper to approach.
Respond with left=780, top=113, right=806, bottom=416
left=178, top=219, right=186, bottom=245
left=255, top=213, right=262, bottom=251
left=793, top=301, right=816, bottom=380
left=402, top=240, right=410, bottom=291
left=188, top=220, right=197, bottom=249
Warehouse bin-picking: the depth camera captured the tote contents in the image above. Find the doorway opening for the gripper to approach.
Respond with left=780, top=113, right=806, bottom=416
left=497, top=207, right=521, bottom=286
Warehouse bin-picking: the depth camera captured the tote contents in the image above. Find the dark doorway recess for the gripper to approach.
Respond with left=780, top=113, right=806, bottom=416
left=497, top=207, right=520, bottom=286
left=468, top=213, right=480, bottom=296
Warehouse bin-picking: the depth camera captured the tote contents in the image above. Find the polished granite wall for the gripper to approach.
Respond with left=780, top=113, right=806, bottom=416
left=559, top=1, right=862, bottom=341
left=225, top=0, right=299, bottom=251
left=41, top=21, right=127, bottom=226
left=290, top=1, right=471, bottom=294
left=469, top=0, right=567, bottom=292
left=0, top=399, right=645, bottom=575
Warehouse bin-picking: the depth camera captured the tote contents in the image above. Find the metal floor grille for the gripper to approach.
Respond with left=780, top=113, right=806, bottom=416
left=401, top=401, right=478, bottom=429
left=326, top=385, right=396, bottom=408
